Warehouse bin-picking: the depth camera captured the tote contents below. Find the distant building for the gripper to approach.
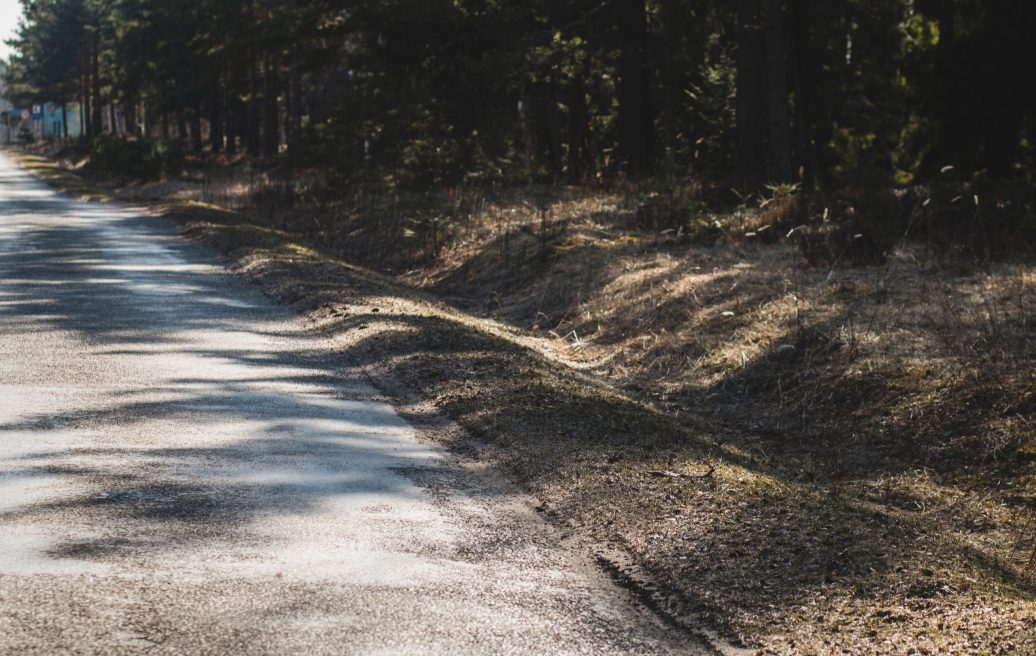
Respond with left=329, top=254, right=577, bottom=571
left=0, top=62, right=83, bottom=142
left=36, top=102, right=82, bottom=139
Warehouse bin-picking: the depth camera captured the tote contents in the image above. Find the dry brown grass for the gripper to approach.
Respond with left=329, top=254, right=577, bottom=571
left=297, top=184, right=1036, bottom=653
left=179, top=203, right=1036, bottom=654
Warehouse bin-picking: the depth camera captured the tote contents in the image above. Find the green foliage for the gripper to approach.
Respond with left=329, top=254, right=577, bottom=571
left=682, top=43, right=738, bottom=174
left=2, top=0, right=1032, bottom=244
left=90, top=137, right=157, bottom=179
left=635, top=185, right=723, bottom=245
left=762, top=182, right=801, bottom=203
left=154, top=140, right=186, bottom=179
left=405, top=208, right=461, bottom=256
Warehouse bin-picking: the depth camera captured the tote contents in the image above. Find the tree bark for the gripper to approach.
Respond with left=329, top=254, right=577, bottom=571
left=81, top=68, right=91, bottom=140
left=142, top=92, right=150, bottom=139
left=124, top=92, right=138, bottom=137
left=660, top=0, right=678, bottom=173
left=262, top=54, right=280, bottom=158
left=91, top=35, right=102, bottom=136
left=735, top=0, right=767, bottom=189
left=177, top=109, right=188, bottom=146
left=764, top=0, right=793, bottom=183
left=566, top=78, right=590, bottom=183
left=210, top=81, right=223, bottom=153
left=288, top=42, right=302, bottom=166
left=224, top=51, right=237, bottom=155
left=247, top=50, right=260, bottom=155
left=614, top=0, right=655, bottom=176
left=246, top=36, right=260, bottom=156
left=190, top=103, right=203, bottom=153
left=545, top=78, right=563, bottom=182
left=788, top=0, right=818, bottom=189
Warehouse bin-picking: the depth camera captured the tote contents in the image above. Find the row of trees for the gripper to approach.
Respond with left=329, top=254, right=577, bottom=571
left=6, top=0, right=1035, bottom=188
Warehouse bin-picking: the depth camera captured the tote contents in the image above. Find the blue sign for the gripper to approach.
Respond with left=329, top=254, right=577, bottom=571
left=31, top=104, right=42, bottom=120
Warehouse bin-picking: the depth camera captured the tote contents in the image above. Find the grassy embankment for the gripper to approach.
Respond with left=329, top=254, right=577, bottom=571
left=9, top=146, right=1036, bottom=655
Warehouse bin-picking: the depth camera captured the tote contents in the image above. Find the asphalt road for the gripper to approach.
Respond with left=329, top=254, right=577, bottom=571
left=0, top=152, right=707, bottom=655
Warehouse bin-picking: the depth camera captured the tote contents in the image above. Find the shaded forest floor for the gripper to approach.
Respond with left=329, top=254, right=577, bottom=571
left=13, top=146, right=1036, bottom=655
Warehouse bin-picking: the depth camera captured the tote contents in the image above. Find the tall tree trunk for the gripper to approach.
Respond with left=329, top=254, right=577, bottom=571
left=660, top=0, right=678, bottom=173
left=288, top=42, right=302, bottom=166
left=190, top=103, right=203, bottom=153
left=735, top=0, right=767, bottom=189
left=124, top=92, right=138, bottom=137
left=210, top=81, right=223, bottom=153
left=788, top=0, right=818, bottom=189
left=614, top=0, right=655, bottom=176
left=247, top=46, right=260, bottom=156
left=566, top=79, right=589, bottom=183
left=520, top=89, right=538, bottom=175
left=545, top=79, right=563, bottom=182
left=91, top=35, right=102, bottom=136
left=177, top=108, right=188, bottom=146
left=141, top=92, right=150, bottom=138
left=226, top=100, right=239, bottom=155
left=81, top=69, right=91, bottom=140
left=246, top=1, right=260, bottom=157
left=224, top=52, right=237, bottom=155
left=764, top=0, right=793, bottom=183
left=262, top=54, right=280, bottom=158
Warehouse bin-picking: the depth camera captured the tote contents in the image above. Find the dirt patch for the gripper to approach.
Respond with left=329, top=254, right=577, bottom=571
left=9, top=147, right=1036, bottom=655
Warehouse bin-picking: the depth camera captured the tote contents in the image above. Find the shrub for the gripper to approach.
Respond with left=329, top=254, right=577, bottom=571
left=634, top=184, right=723, bottom=245
left=154, top=139, right=185, bottom=178
left=785, top=189, right=907, bottom=267
left=88, top=136, right=184, bottom=180
left=908, top=180, right=1035, bottom=259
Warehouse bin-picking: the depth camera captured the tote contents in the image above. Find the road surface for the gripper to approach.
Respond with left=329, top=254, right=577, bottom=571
left=0, top=151, right=705, bottom=655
